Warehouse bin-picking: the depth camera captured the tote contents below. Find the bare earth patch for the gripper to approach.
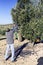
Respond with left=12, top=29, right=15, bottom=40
left=0, top=39, right=43, bottom=65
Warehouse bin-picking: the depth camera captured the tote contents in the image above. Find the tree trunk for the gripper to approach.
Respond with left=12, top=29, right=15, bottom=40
left=18, top=32, right=22, bottom=42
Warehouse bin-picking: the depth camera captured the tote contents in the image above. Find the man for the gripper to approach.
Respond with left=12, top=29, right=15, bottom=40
left=5, top=23, right=18, bottom=62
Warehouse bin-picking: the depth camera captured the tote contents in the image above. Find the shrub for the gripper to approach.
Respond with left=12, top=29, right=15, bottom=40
left=0, top=30, right=6, bottom=35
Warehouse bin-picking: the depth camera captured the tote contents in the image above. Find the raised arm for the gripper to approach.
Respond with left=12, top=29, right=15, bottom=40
left=12, top=24, right=18, bottom=32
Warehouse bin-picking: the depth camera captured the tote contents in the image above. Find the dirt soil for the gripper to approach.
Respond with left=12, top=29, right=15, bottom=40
left=0, top=39, right=43, bottom=65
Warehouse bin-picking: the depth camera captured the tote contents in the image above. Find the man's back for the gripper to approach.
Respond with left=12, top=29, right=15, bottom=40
left=6, top=30, right=14, bottom=44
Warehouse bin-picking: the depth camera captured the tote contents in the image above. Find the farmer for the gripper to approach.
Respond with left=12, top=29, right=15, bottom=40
left=5, top=23, right=18, bottom=62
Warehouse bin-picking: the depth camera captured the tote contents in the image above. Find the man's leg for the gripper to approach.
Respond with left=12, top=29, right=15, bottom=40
left=10, top=44, right=15, bottom=61
left=5, top=44, right=10, bottom=60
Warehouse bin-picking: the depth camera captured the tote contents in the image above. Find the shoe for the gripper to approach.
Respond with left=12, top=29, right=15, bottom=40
left=11, top=60, right=17, bottom=62
left=5, top=56, right=9, bottom=61
left=11, top=58, right=17, bottom=62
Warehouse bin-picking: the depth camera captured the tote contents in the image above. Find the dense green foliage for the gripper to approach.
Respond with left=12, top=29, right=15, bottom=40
left=0, top=30, right=6, bottom=35
left=11, top=0, right=43, bottom=41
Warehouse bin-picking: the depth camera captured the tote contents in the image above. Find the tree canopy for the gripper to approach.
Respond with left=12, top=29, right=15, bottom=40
left=11, top=0, right=43, bottom=41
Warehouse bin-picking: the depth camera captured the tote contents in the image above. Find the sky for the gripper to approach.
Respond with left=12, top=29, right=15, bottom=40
left=0, top=0, right=17, bottom=25
left=30, top=0, right=40, bottom=6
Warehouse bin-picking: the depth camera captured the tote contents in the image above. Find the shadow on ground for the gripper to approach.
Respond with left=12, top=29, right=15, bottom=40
left=15, top=43, right=32, bottom=58
left=6, top=43, right=32, bottom=61
left=0, top=38, right=6, bottom=40
left=37, top=57, right=43, bottom=65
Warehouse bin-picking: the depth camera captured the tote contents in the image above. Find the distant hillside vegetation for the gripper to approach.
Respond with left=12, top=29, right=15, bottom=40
left=0, top=24, right=14, bottom=30
left=0, top=24, right=14, bottom=35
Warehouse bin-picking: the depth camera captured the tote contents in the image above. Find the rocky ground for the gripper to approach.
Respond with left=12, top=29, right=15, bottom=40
left=0, top=39, right=43, bottom=65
